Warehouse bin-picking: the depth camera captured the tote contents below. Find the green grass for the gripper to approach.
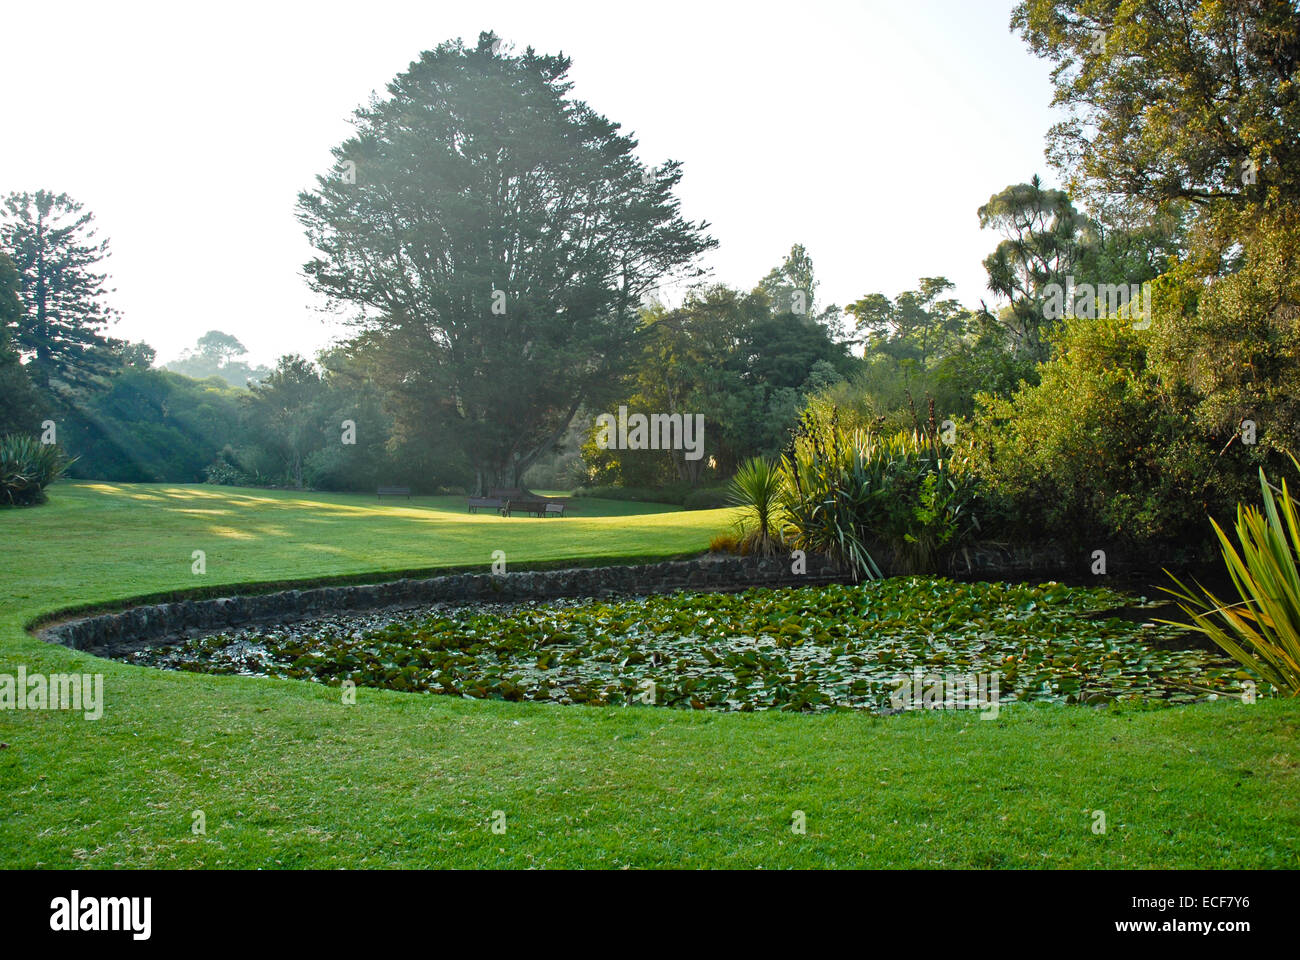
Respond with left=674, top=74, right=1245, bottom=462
left=1, top=482, right=1298, bottom=868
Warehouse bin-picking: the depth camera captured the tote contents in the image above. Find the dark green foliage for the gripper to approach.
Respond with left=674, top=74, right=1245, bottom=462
left=0, top=353, right=41, bottom=437
left=59, top=368, right=243, bottom=483
left=240, top=355, right=328, bottom=489
left=572, top=483, right=729, bottom=509
left=584, top=276, right=853, bottom=488
left=716, top=310, right=853, bottom=456
left=0, top=251, right=42, bottom=436
left=0, top=434, right=72, bottom=505
left=680, top=486, right=731, bottom=510
left=234, top=349, right=435, bottom=492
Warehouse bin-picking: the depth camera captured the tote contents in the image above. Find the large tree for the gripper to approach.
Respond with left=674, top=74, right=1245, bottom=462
left=757, top=243, right=843, bottom=332
left=0, top=190, right=121, bottom=395
left=977, top=176, right=1089, bottom=359
left=242, top=355, right=329, bottom=490
left=1013, top=0, right=1300, bottom=469
left=1012, top=0, right=1300, bottom=210
left=297, top=31, right=716, bottom=491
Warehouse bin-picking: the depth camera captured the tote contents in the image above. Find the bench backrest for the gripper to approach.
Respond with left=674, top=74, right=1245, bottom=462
left=377, top=486, right=411, bottom=495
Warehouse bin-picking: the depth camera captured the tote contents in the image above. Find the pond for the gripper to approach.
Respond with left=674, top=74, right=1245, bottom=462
left=119, top=577, right=1253, bottom=713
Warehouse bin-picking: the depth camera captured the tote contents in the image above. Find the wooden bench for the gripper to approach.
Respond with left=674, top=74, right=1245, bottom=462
left=377, top=486, right=411, bottom=500
left=469, top=488, right=571, bottom=517
left=505, top=498, right=570, bottom=517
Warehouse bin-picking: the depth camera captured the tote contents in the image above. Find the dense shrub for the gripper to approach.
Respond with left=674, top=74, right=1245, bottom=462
left=780, top=408, right=980, bottom=578
left=1, top=434, right=73, bottom=506
left=680, top=486, right=730, bottom=510
left=965, top=315, right=1249, bottom=550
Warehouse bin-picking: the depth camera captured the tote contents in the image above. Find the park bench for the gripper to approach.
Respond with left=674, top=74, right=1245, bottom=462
left=377, top=486, right=411, bottom=500
left=507, top=496, right=570, bottom=517
left=467, top=487, right=570, bottom=517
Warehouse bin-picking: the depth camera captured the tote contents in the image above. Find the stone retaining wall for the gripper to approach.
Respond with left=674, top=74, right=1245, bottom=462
left=37, top=541, right=1204, bottom=656
left=40, top=553, right=847, bottom=654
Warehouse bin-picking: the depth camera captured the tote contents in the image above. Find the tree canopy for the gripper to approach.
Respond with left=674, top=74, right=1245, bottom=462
left=297, top=30, right=716, bottom=491
left=1012, top=0, right=1300, bottom=210
left=0, top=190, right=121, bottom=396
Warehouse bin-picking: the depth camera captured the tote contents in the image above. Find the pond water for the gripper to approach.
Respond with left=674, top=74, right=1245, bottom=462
left=119, top=577, right=1253, bottom=713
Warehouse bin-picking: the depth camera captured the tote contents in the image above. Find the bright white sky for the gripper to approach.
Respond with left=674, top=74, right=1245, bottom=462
left=0, top=0, right=1062, bottom=367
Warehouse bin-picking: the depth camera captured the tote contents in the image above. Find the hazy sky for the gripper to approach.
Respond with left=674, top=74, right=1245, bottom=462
left=0, top=0, right=1062, bottom=366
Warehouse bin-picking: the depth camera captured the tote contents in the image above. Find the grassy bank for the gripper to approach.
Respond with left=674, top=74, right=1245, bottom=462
left=1, top=482, right=1297, bottom=868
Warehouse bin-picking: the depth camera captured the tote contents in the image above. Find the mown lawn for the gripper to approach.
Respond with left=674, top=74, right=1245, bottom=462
left=1, top=482, right=1297, bottom=868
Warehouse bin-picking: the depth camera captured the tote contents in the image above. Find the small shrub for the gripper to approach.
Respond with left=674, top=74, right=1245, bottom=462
left=204, top=453, right=251, bottom=486
left=1, top=434, right=74, bottom=506
left=709, top=532, right=742, bottom=554
left=728, top=457, right=785, bottom=555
